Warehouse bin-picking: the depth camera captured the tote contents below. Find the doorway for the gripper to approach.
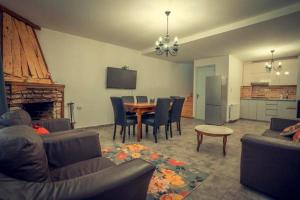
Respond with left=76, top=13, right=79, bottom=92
left=195, top=65, right=215, bottom=120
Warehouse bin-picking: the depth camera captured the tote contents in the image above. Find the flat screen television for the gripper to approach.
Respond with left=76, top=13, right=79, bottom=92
left=106, top=67, right=137, bottom=89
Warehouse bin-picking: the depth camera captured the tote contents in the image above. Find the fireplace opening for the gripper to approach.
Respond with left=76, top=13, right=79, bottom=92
left=22, top=102, right=54, bottom=120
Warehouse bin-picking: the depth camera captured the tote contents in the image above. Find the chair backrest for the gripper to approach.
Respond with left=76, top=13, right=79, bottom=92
left=121, top=96, right=135, bottom=103
left=136, top=96, right=148, bottom=103
left=154, top=98, right=171, bottom=126
left=169, top=97, right=185, bottom=122
left=110, top=97, right=126, bottom=125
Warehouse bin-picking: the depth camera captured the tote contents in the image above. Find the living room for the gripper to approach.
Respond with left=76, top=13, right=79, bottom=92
left=0, top=1, right=300, bottom=200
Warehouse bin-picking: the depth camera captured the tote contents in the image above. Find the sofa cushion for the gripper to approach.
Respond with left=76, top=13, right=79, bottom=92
left=262, top=129, right=292, bottom=141
left=280, top=122, right=300, bottom=137
left=0, top=109, right=32, bottom=127
left=50, top=157, right=115, bottom=181
left=0, top=125, right=49, bottom=182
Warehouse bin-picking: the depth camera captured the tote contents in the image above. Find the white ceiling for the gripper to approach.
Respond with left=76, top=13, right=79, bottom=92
left=1, top=0, right=300, bottom=62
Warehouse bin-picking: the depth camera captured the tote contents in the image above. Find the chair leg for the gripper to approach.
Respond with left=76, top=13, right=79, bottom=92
left=146, top=125, right=148, bottom=133
left=179, top=121, right=182, bottom=135
left=122, top=126, right=126, bottom=143
left=176, top=122, right=179, bottom=131
left=170, top=122, right=173, bottom=138
left=128, top=125, right=131, bottom=137
left=153, top=126, right=158, bottom=143
left=113, top=123, right=116, bottom=140
left=120, top=126, right=123, bottom=136
left=133, top=124, right=135, bottom=136
left=165, top=125, right=168, bottom=140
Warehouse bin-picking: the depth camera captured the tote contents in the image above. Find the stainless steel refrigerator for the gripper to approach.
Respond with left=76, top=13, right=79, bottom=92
left=205, top=76, right=226, bottom=125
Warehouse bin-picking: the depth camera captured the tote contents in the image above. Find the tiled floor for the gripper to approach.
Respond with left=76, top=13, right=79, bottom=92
left=89, top=118, right=273, bottom=200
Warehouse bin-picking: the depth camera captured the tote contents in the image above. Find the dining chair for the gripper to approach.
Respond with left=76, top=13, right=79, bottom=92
left=142, top=98, right=171, bottom=143
left=136, top=96, right=148, bottom=103
left=168, top=97, right=185, bottom=137
left=110, top=97, right=136, bottom=143
left=121, top=96, right=135, bottom=103
left=121, top=96, right=136, bottom=116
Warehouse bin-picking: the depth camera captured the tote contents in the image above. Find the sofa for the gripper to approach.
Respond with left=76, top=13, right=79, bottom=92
left=240, top=118, right=300, bottom=200
left=0, top=110, right=155, bottom=200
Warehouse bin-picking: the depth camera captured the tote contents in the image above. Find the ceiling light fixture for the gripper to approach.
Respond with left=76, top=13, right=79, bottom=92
left=155, top=11, right=179, bottom=56
left=265, top=50, right=283, bottom=74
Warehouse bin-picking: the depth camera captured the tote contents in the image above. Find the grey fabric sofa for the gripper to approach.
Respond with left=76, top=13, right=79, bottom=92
left=240, top=118, right=300, bottom=200
left=0, top=110, right=155, bottom=200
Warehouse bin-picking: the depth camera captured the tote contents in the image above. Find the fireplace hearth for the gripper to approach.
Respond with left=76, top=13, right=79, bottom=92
left=22, top=102, right=54, bottom=120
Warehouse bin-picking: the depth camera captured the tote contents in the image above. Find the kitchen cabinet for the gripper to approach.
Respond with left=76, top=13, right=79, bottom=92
left=242, top=59, right=299, bottom=86
left=240, top=99, right=297, bottom=121
left=256, top=100, right=266, bottom=121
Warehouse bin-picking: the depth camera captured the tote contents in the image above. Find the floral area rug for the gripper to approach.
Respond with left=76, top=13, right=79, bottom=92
left=102, top=144, right=209, bottom=200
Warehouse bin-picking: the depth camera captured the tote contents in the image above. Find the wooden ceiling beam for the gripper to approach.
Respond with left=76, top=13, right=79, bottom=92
left=0, top=4, right=40, bottom=30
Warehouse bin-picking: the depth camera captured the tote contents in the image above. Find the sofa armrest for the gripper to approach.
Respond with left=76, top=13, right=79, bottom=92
left=42, top=130, right=101, bottom=168
left=240, top=134, right=300, bottom=199
left=270, top=118, right=300, bottom=132
left=0, top=159, right=155, bottom=200
left=32, top=118, right=71, bottom=132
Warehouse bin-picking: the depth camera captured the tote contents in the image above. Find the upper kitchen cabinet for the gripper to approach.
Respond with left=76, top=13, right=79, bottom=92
left=242, top=58, right=299, bottom=86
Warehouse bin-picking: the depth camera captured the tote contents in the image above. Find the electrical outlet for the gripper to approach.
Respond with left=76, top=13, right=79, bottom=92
left=76, top=106, right=82, bottom=110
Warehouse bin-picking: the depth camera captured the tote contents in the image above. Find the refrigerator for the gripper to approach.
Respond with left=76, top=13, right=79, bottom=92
left=205, top=76, right=226, bottom=125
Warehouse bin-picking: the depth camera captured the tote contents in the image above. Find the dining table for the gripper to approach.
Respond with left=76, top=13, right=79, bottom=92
left=123, top=103, right=156, bottom=142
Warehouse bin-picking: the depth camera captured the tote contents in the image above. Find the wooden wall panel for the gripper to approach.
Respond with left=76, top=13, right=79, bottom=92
left=2, top=12, right=52, bottom=84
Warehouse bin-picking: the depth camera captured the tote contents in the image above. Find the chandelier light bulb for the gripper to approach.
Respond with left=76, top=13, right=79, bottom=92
left=154, top=11, right=179, bottom=56
left=284, top=71, right=289, bottom=75
left=276, top=71, right=281, bottom=75
left=278, top=62, right=282, bottom=66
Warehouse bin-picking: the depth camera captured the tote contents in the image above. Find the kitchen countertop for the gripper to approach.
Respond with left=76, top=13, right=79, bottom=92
left=241, top=98, right=296, bottom=101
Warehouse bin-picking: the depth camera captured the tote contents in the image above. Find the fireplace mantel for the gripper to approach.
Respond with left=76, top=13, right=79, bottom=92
left=5, top=81, right=64, bottom=93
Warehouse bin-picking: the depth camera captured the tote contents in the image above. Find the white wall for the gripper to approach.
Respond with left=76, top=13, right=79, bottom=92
left=37, top=29, right=193, bottom=127
left=193, top=56, right=229, bottom=120
left=228, top=55, right=243, bottom=120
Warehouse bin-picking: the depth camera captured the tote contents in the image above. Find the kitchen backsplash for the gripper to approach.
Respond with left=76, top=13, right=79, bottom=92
left=241, top=85, right=297, bottom=99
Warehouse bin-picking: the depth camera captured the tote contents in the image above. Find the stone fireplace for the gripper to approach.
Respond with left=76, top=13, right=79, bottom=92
left=5, top=81, right=65, bottom=120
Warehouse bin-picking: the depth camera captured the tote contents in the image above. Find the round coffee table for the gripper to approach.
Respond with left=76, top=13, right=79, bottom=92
left=195, top=125, right=233, bottom=156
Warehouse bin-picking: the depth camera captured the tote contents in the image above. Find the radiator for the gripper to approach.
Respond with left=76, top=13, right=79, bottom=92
left=229, top=104, right=240, bottom=121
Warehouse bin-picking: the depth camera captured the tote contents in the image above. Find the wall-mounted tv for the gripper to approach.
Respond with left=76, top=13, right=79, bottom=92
left=106, top=67, right=137, bottom=89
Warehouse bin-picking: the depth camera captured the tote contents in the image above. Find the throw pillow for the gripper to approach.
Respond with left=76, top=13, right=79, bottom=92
left=32, top=125, right=49, bottom=135
left=280, top=122, right=300, bottom=136
left=0, top=109, right=32, bottom=127
left=292, top=129, right=300, bottom=143
left=0, top=125, right=49, bottom=182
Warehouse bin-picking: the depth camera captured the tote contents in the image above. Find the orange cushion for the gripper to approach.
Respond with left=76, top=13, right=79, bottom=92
left=32, top=125, right=49, bottom=135
left=292, top=129, right=300, bottom=143
left=280, top=122, right=300, bottom=136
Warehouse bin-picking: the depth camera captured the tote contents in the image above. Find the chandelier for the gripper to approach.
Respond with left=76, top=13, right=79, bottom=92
left=265, top=50, right=284, bottom=75
left=155, top=11, right=179, bottom=56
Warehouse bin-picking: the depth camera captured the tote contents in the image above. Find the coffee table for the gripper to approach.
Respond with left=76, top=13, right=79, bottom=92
left=195, top=125, right=233, bottom=156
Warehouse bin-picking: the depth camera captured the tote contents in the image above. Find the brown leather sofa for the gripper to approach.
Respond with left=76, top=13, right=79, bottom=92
left=0, top=110, right=155, bottom=200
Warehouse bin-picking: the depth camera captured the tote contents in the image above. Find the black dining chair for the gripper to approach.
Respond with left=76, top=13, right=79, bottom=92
left=121, top=96, right=136, bottom=116
left=110, top=97, right=136, bottom=143
left=168, top=97, right=185, bottom=137
left=142, top=98, right=171, bottom=143
left=121, top=96, right=135, bottom=103
left=136, top=96, right=148, bottom=103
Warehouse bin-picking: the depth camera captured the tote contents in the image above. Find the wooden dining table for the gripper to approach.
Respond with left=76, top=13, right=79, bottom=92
left=124, top=103, right=156, bottom=142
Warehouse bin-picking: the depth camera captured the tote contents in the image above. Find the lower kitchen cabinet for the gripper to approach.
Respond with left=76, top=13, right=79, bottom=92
left=240, top=100, right=297, bottom=121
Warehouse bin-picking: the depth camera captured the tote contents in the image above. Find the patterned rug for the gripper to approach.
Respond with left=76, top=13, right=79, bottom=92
left=102, top=144, right=209, bottom=200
